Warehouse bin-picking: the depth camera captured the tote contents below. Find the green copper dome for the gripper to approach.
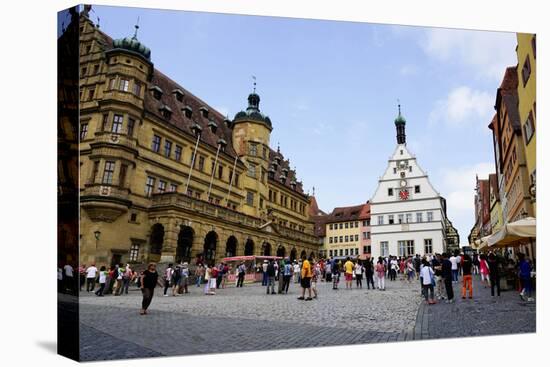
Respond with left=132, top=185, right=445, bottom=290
left=394, top=112, right=406, bottom=125
left=233, top=92, right=273, bottom=129
left=112, top=25, right=151, bottom=60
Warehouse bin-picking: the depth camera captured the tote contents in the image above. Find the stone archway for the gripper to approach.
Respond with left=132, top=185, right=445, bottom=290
left=290, top=247, right=297, bottom=262
left=225, top=235, right=238, bottom=257
left=203, top=231, right=218, bottom=264
left=262, top=242, right=272, bottom=256
left=300, top=250, right=307, bottom=260
left=309, top=251, right=315, bottom=260
left=244, top=238, right=254, bottom=256
left=276, top=245, right=286, bottom=258
left=176, top=225, right=194, bottom=263
left=149, top=223, right=165, bottom=255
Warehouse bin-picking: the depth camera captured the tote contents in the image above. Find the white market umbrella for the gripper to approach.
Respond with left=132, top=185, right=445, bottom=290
left=487, top=217, right=536, bottom=248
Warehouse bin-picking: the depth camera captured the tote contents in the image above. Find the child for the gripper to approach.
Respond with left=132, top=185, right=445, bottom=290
left=95, top=266, right=108, bottom=296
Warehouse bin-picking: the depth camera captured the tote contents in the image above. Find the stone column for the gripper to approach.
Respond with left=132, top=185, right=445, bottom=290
left=160, top=217, right=177, bottom=263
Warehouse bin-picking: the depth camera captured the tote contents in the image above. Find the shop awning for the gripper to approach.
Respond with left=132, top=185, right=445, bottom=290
left=474, top=235, right=491, bottom=251
left=487, top=217, right=536, bottom=248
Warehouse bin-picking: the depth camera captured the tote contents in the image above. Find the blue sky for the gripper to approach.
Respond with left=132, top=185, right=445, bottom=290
left=81, top=5, right=517, bottom=245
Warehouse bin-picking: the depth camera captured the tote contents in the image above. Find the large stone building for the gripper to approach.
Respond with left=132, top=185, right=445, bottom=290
left=77, top=11, right=320, bottom=267
left=369, top=107, right=452, bottom=259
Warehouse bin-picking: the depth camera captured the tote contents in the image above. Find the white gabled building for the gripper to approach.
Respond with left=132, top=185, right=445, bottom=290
left=369, top=106, right=448, bottom=259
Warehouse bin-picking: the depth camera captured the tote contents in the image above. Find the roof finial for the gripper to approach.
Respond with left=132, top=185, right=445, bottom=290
left=133, top=16, right=140, bottom=39
left=277, top=142, right=280, bottom=154
left=397, top=98, right=401, bottom=116
left=312, top=186, right=316, bottom=196
left=252, top=75, right=257, bottom=93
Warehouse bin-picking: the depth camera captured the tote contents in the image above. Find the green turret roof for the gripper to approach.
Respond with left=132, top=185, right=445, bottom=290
left=112, top=24, right=151, bottom=60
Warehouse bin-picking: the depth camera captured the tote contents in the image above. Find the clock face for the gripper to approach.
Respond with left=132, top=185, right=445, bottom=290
left=399, top=189, right=409, bottom=200
left=400, top=179, right=407, bottom=187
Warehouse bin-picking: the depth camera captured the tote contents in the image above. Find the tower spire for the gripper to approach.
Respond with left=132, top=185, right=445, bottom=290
left=394, top=99, right=407, bottom=145
left=252, top=75, right=256, bottom=93
left=133, top=16, right=140, bottom=39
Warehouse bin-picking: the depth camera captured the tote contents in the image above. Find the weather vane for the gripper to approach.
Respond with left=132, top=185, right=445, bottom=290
left=252, top=75, right=256, bottom=93
left=397, top=98, right=401, bottom=115
left=133, top=16, right=140, bottom=38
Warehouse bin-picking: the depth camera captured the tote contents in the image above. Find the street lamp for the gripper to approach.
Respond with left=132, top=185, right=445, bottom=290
left=94, top=230, right=101, bottom=264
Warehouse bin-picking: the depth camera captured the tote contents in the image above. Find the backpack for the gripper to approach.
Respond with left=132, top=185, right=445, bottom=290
left=211, top=267, right=219, bottom=278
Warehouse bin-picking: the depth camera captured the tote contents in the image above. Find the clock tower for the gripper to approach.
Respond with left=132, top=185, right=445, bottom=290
left=369, top=105, right=450, bottom=259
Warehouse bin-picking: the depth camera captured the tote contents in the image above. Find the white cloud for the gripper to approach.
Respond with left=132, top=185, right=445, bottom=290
left=429, top=86, right=494, bottom=127
left=399, top=65, right=418, bottom=76
left=438, top=162, right=495, bottom=245
left=422, top=28, right=517, bottom=81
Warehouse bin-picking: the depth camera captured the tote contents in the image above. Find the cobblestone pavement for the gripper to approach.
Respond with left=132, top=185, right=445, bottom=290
left=79, top=278, right=421, bottom=361
left=413, top=275, right=536, bottom=340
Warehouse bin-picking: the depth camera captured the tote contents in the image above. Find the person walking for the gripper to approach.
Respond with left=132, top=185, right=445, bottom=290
left=163, top=264, right=173, bottom=296
left=204, top=264, right=211, bottom=294
left=390, top=257, right=398, bottom=281
left=311, top=261, right=320, bottom=299
left=236, top=262, right=246, bottom=288
left=343, top=257, right=354, bottom=289
left=364, top=258, right=375, bottom=289
left=479, top=254, right=490, bottom=288
left=406, top=258, right=415, bottom=284
left=139, top=263, right=158, bottom=315
left=298, top=256, right=313, bottom=301
left=79, top=264, right=86, bottom=292
left=209, top=263, right=218, bottom=295
left=293, top=261, right=301, bottom=284
left=331, top=260, right=340, bottom=290
left=195, top=263, right=204, bottom=287
left=114, top=264, right=124, bottom=296
left=472, top=254, right=480, bottom=275
left=181, top=263, right=190, bottom=294
left=449, top=253, right=458, bottom=283
left=283, top=259, right=292, bottom=294
left=487, top=252, right=501, bottom=297
left=63, top=263, right=75, bottom=295
left=375, top=258, right=386, bottom=291
left=171, top=265, right=181, bottom=296
left=441, top=253, right=454, bottom=303
left=420, top=259, right=436, bottom=305
left=277, top=259, right=285, bottom=294
left=461, top=254, right=473, bottom=299
left=266, top=260, right=276, bottom=295
left=85, top=264, right=98, bottom=292
left=121, top=264, right=132, bottom=295
left=325, top=259, right=332, bottom=283
left=262, top=260, right=269, bottom=286
left=518, top=253, right=534, bottom=301
left=432, top=254, right=445, bottom=300
left=95, top=266, right=108, bottom=296
left=354, top=261, right=363, bottom=289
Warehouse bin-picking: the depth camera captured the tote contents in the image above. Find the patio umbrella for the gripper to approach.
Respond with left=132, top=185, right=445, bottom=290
left=487, top=217, right=536, bottom=248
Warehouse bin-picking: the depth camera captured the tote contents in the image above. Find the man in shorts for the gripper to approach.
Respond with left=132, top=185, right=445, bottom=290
left=344, top=257, right=354, bottom=289
left=298, top=255, right=313, bottom=301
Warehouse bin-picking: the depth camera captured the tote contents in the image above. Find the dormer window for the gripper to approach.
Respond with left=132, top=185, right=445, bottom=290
left=199, top=106, right=209, bottom=118
left=159, top=105, right=172, bottom=119
left=280, top=175, right=286, bottom=184
left=217, top=138, right=227, bottom=152
left=268, top=167, right=275, bottom=180
left=208, top=119, right=218, bottom=134
left=150, top=85, right=163, bottom=100
left=191, top=122, right=202, bottom=137
left=172, top=88, right=185, bottom=102
left=290, top=181, right=297, bottom=190
left=224, top=118, right=232, bottom=129
left=282, top=167, right=289, bottom=175
left=182, top=106, right=193, bottom=119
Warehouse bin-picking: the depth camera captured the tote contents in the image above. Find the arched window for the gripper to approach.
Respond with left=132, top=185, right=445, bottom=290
left=203, top=231, right=218, bottom=263
left=176, top=225, right=194, bottom=263
left=244, top=239, right=254, bottom=256
left=225, top=236, right=238, bottom=257
left=149, top=223, right=165, bottom=255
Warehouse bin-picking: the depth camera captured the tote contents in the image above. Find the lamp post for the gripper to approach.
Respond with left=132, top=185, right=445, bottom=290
left=94, top=230, right=101, bottom=264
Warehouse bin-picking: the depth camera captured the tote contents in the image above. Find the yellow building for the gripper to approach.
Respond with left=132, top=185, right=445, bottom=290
left=76, top=12, right=319, bottom=267
left=516, top=33, right=536, bottom=215
left=322, top=204, right=366, bottom=258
